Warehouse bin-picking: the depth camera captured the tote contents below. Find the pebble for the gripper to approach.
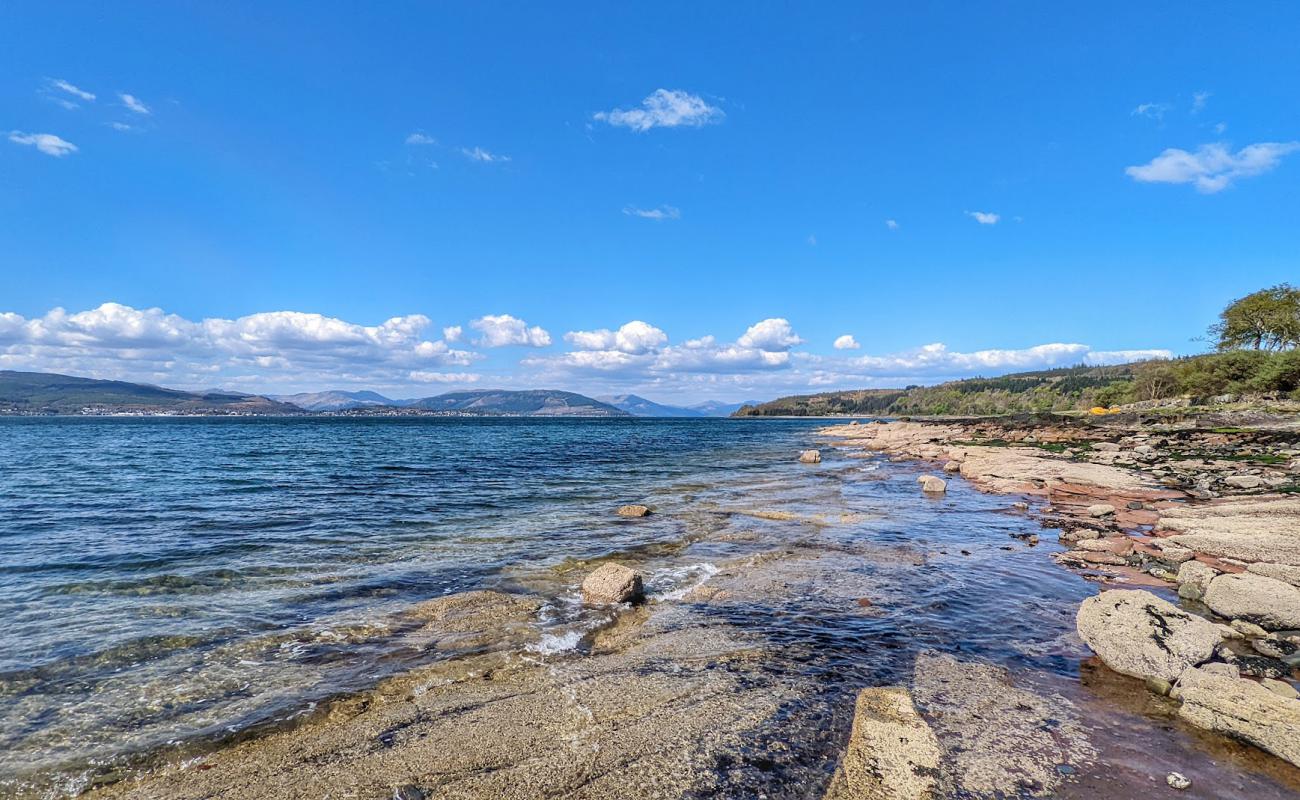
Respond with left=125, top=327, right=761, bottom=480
left=1166, top=772, right=1191, bottom=790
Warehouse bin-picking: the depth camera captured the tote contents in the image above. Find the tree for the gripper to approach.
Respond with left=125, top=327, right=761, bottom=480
left=1210, top=284, right=1300, bottom=351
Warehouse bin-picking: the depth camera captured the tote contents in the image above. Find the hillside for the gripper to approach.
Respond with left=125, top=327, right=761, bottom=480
left=736, top=351, right=1300, bottom=417
left=598, top=394, right=706, bottom=417
left=274, top=390, right=398, bottom=412
left=0, top=371, right=302, bottom=415
left=405, top=389, right=629, bottom=417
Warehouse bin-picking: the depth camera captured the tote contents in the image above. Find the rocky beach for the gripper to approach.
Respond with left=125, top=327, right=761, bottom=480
left=18, top=413, right=1293, bottom=800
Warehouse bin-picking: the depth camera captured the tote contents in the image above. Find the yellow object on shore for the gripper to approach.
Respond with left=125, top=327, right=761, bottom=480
left=1088, top=406, right=1122, bottom=416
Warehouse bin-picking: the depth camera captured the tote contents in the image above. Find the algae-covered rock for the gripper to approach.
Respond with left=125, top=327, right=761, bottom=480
left=1076, top=590, right=1221, bottom=682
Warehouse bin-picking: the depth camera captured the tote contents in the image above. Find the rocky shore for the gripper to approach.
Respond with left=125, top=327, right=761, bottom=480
left=823, top=415, right=1300, bottom=772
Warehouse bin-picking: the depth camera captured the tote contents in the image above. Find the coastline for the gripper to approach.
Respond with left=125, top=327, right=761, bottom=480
left=15, top=416, right=1299, bottom=799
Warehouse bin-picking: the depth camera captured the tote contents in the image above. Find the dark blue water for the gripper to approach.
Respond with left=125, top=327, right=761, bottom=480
left=2, top=418, right=1295, bottom=799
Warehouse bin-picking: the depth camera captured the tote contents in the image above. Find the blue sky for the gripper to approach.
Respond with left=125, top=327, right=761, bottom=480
left=2, top=2, right=1298, bottom=402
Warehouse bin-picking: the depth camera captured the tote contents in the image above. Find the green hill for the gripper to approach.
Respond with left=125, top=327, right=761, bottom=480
left=736, top=351, right=1300, bottom=417
left=406, top=389, right=629, bottom=417
left=0, top=370, right=302, bottom=415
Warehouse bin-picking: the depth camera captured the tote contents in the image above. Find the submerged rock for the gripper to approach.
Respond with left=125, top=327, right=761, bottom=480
left=1076, top=590, right=1222, bottom=682
left=824, top=687, right=941, bottom=800
left=799, top=449, right=823, bottom=464
left=616, top=504, right=651, bottom=518
left=1174, top=665, right=1300, bottom=768
left=943, top=460, right=961, bottom=473
left=581, top=563, right=645, bottom=605
left=1203, top=573, right=1300, bottom=630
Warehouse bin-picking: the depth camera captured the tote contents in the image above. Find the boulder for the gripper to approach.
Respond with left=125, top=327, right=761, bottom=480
left=581, top=563, right=645, bottom=605
left=1174, top=666, right=1300, bottom=768
left=921, top=476, right=947, bottom=494
left=1092, top=442, right=1121, bottom=452
left=824, top=687, right=941, bottom=800
left=942, top=460, right=961, bottom=473
left=1203, top=573, right=1300, bottom=630
left=799, top=449, right=822, bottom=464
left=616, top=504, right=651, bottom=518
left=1176, top=560, right=1218, bottom=597
left=1224, top=475, right=1264, bottom=489
left=1087, top=504, right=1116, bottom=518
left=1247, top=562, right=1300, bottom=588
left=1076, top=590, right=1222, bottom=682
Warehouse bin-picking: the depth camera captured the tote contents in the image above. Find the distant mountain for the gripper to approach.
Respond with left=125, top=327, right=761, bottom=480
left=0, top=370, right=302, bottom=415
left=690, top=400, right=762, bottom=417
left=405, top=389, right=629, bottom=417
left=274, top=390, right=396, bottom=412
left=598, top=394, right=706, bottom=417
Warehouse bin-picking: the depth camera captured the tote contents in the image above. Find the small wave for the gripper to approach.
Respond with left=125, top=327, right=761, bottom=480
left=647, top=562, right=720, bottom=601
left=526, top=629, right=585, bottom=656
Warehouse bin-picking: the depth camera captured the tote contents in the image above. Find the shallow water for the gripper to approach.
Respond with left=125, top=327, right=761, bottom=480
left=1, top=417, right=1297, bottom=798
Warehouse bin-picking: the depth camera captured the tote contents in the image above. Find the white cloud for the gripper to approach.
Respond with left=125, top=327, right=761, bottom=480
left=50, top=78, right=95, bottom=102
left=108, top=122, right=134, bottom=132
left=565, top=321, right=668, bottom=355
left=442, top=325, right=463, bottom=342
left=1191, top=91, right=1210, bottom=114
left=623, top=205, right=680, bottom=221
left=405, top=132, right=436, bottom=145
left=0, top=303, right=479, bottom=392
left=1084, top=349, right=1172, bottom=365
left=120, top=93, right=150, bottom=115
left=885, top=219, right=899, bottom=230
left=1132, top=102, right=1170, bottom=120
left=461, top=146, right=510, bottom=163
left=966, top=211, right=999, bottom=225
left=470, top=314, right=551, bottom=347
left=8, top=131, right=78, bottom=157
left=833, top=334, right=860, bottom=350
left=408, top=371, right=481, bottom=383
left=593, top=89, right=723, bottom=132
left=737, top=318, right=803, bottom=351
left=1126, top=141, right=1300, bottom=193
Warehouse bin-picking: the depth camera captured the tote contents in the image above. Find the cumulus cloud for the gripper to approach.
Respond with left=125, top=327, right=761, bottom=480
left=405, top=132, right=436, bottom=145
left=565, top=321, right=668, bottom=355
left=593, top=89, right=723, bottom=132
left=884, top=219, right=899, bottom=230
left=50, top=78, right=95, bottom=102
left=442, top=325, right=463, bottom=342
left=833, top=334, right=860, bottom=350
left=1125, top=141, right=1299, bottom=193
left=461, top=146, right=510, bottom=163
left=470, top=314, right=551, bottom=347
left=966, top=211, right=999, bottom=225
left=0, top=303, right=478, bottom=392
left=409, top=371, right=481, bottom=383
left=8, top=131, right=78, bottom=157
left=623, top=205, right=681, bottom=221
left=120, top=93, right=150, bottom=115
left=737, top=319, right=803, bottom=351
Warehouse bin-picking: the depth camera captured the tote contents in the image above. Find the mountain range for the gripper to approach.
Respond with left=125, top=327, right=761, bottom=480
left=597, top=394, right=759, bottom=418
left=0, top=370, right=302, bottom=415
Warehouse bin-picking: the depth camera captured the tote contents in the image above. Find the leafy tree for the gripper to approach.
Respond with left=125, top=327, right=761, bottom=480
left=1210, top=283, right=1300, bottom=351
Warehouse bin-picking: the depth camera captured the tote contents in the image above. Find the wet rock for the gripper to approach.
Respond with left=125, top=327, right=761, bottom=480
left=1224, top=475, right=1264, bottom=489
left=920, top=476, right=947, bottom=494
left=943, top=460, right=961, bottom=473
left=1252, top=637, right=1299, bottom=660
left=1145, top=677, right=1172, bottom=696
left=1087, top=504, right=1116, bottom=518
left=616, top=504, right=651, bottom=518
left=824, top=687, right=941, bottom=800
left=581, top=563, right=645, bottom=605
left=799, top=449, right=822, bottom=464
left=1012, top=501, right=1029, bottom=511
left=1231, top=619, right=1270, bottom=638
left=1075, top=590, right=1222, bottom=682
left=1166, top=772, right=1191, bottom=790
left=1203, top=573, right=1300, bottom=630
left=911, top=652, right=1095, bottom=797
left=1176, top=561, right=1218, bottom=597
left=392, top=785, right=426, bottom=800
left=1261, top=678, right=1299, bottom=700
left=1174, top=666, right=1300, bottom=768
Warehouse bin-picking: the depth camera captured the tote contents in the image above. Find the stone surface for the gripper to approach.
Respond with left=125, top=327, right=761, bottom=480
left=1260, top=677, right=1300, bottom=700
left=1166, top=772, right=1191, bottom=790
left=581, top=563, right=645, bottom=605
left=824, top=687, right=941, bottom=800
left=799, top=449, right=822, bottom=464
left=1225, top=475, right=1264, bottom=489
left=1176, top=560, right=1218, bottom=596
left=1204, top=573, right=1300, bottom=630
left=1248, top=562, right=1300, bottom=588
left=1087, top=504, right=1116, bottom=517
left=1075, top=590, right=1222, bottom=682
left=1162, top=496, right=1300, bottom=566
left=942, top=460, right=961, bottom=473
left=920, top=476, right=947, bottom=494
left=1174, top=666, right=1300, bottom=768
left=616, top=504, right=651, bottom=518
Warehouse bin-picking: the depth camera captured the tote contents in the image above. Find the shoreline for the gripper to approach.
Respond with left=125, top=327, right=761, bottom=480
left=17, top=416, right=1300, bottom=799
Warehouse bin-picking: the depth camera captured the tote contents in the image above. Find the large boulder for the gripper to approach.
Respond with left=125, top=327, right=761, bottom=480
left=581, top=563, right=645, bottom=605
left=799, top=449, right=822, bottom=464
left=1173, top=666, right=1300, bottom=768
left=824, top=687, right=941, bottom=800
left=1076, top=590, right=1222, bottom=682
left=1203, top=573, right=1300, bottom=630
left=920, top=476, right=947, bottom=494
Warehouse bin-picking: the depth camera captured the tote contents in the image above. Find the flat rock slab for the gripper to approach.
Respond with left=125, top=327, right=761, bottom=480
left=1204, top=572, right=1300, bottom=630
left=824, top=687, right=940, bottom=800
left=1162, top=496, right=1300, bottom=566
left=1175, top=666, right=1300, bottom=768
left=1076, top=589, right=1222, bottom=682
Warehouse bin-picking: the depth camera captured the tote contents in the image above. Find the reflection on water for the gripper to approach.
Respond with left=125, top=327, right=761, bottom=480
left=0, top=417, right=1297, bottom=798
